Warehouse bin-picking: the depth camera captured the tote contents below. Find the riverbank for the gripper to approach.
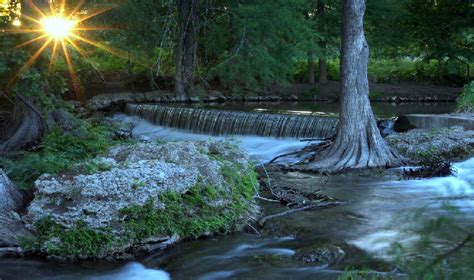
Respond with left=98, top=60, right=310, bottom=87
left=84, top=81, right=462, bottom=111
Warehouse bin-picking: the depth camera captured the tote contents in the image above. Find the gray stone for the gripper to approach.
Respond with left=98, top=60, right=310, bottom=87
left=23, top=140, right=259, bottom=259
left=387, top=126, right=474, bottom=163
left=401, top=113, right=474, bottom=130
left=87, top=91, right=171, bottom=111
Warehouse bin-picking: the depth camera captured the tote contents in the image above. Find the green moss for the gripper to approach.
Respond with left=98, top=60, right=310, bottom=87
left=120, top=162, right=258, bottom=242
left=20, top=143, right=258, bottom=259
left=20, top=218, right=114, bottom=259
left=0, top=122, right=122, bottom=190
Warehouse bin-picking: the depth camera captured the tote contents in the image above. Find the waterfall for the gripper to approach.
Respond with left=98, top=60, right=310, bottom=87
left=124, top=104, right=338, bottom=139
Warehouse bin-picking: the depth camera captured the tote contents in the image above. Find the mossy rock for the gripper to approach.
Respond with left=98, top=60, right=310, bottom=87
left=21, top=140, right=260, bottom=261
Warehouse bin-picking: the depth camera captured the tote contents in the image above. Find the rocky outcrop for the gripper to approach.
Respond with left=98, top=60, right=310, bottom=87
left=22, top=140, right=259, bottom=261
left=387, top=126, right=474, bottom=163
left=0, top=169, right=30, bottom=249
left=87, top=91, right=172, bottom=111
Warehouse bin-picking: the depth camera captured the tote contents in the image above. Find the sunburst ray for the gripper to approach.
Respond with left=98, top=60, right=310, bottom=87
left=3, top=0, right=132, bottom=101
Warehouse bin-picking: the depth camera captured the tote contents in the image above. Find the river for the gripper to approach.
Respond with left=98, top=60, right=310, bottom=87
left=0, top=104, right=472, bottom=280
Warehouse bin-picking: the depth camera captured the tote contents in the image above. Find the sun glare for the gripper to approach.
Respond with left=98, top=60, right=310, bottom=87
left=2, top=0, right=123, bottom=102
left=41, top=16, right=76, bottom=39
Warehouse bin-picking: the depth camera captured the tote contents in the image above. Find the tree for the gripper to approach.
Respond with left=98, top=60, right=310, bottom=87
left=316, top=0, right=328, bottom=84
left=175, top=0, right=198, bottom=101
left=304, top=0, right=401, bottom=171
left=0, top=0, right=74, bottom=153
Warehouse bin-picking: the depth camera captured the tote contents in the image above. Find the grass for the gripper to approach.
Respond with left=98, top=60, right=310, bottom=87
left=0, top=121, right=122, bottom=190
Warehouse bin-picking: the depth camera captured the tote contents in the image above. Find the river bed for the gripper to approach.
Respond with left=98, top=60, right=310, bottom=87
left=0, top=115, right=472, bottom=280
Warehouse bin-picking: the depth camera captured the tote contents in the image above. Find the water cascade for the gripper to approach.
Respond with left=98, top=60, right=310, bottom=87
left=125, top=104, right=338, bottom=139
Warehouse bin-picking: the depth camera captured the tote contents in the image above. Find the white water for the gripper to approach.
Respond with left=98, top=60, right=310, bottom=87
left=114, top=114, right=315, bottom=164
left=89, top=263, right=169, bottom=280
left=348, top=157, right=474, bottom=258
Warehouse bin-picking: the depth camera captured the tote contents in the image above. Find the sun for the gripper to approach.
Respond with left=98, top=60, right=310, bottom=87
left=2, top=0, right=126, bottom=102
left=41, top=16, right=76, bottom=39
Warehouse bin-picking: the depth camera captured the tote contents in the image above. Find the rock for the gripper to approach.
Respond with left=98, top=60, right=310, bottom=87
left=400, top=113, right=474, bottom=130
left=87, top=91, right=171, bottom=111
left=387, top=126, right=474, bottom=163
left=0, top=169, right=31, bottom=247
left=23, top=140, right=259, bottom=260
left=295, top=244, right=345, bottom=265
left=205, top=90, right=227, bottom=102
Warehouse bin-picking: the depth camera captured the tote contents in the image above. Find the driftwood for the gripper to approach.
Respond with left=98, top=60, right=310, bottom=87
left=258, top=201, right=346, bottom=226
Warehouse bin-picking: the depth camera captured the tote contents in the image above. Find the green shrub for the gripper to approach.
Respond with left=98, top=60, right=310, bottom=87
left=291, top=58, right=469, bottom=85
left=456, top=81, right=474, bottom=113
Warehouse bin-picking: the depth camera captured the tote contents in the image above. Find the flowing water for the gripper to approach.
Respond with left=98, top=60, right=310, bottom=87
left=0, top=103, right=472, bottom=280
left=124, top=104, right=338, bottom=139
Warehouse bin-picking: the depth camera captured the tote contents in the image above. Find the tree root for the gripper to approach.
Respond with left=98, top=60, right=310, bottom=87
left=257, top=201, right=346, bottom=226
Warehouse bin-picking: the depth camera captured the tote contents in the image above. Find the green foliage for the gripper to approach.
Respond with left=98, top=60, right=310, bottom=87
left=0, top=122, right=119, bottom=189
left=456, top=81, right=474, bottom=113
left=338, top=267, right=392, bottom=280
left=20, top=217, right=114, bottom=259
left=390, top=206, right=474, bottom=280
left=292, top=58, right=465, bottom=84
left=120, top=163, right=258, bottom=242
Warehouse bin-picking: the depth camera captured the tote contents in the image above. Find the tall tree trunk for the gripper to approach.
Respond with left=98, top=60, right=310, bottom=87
left=317, top=0, right=328, bottom=84
left=308, top=50, right=315, bottom=84
left=318, top=53, right=328, bottom=84
left=304, top=0, right=401, bottom=171
left=175, top=0, right=198, bottom=102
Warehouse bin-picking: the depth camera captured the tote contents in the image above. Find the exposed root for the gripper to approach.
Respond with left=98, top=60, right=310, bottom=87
left=257, top=201, right=346, bottom=227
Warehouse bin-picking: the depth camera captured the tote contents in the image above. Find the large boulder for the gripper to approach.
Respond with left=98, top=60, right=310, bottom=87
left=0, top=169, right=30, bottom=248
left=387, top=126, right=474, bottom=163
left=22, top=140, right=259, bottom=261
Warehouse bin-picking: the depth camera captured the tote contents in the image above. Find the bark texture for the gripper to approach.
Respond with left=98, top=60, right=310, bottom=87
left=0, top=94, right=76, bottom=153
left=0, top=169, right=29, bottom=247
left=304, top=0, right=401, bottom=171
left=0, top=96, right=46, bottom=153
left=175, top=0, right=198, bottom=102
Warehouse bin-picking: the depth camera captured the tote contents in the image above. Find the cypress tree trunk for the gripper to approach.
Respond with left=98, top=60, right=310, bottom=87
left=318, top=55, right=328, bottom=84
left=304, top=0, right=401, bottom=171
left=175, top=0, right=198, bottom=102
left=308, top=50, right=315, bottom=84
left=317, top=0, right=328, bottom=84
left=0, top=169, right=28, bottom=247
left=0, top=96, right=46, bottom=153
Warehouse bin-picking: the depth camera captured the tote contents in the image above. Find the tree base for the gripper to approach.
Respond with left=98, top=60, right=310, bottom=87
left=298, top=137, right=404, bottom=172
